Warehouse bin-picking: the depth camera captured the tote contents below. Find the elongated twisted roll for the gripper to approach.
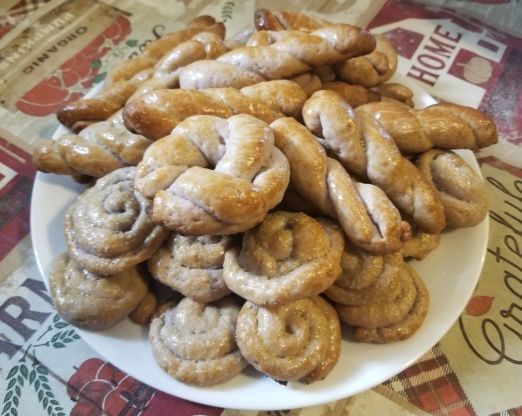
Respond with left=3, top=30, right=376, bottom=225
left=302, top=90, right=445, bottom=234
left=416, top=149, right=488, bottom=228
left=33, top=111, right=152, bottom=178
left=148, top=234, right=235, bottom=303
left=356, top=101, right=498, bottom=154
left=236, top=296, right=340, bottom=383
left=323, top=81, right=414, bottom=108
left=136, top=114, right=289, bottom=235
left=149, top=296, right=247, bottom=386
left=50, top=253, right=149, bottom=330
left=123, top=80, right=308, bottom=140
left=65, top=167, right=169, bottom=275
left=270, top=117, right=410, bottom=254
left=178, top=23, right=375, bottom=89
left=223, top=212, right=344, bottom=307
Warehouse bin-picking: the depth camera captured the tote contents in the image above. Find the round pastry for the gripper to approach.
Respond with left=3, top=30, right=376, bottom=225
left=149, top=296, right=247, bottom=386
left=50, top=253, right=148, bottom=330
left=64, top=166, right=169, bottom=275
left=401, top=229, right=441, bottom=260
left=148, top=234, right=235, bottom=303
left=236, top=296, right=341, bottom=383
left=223, top=211, right=344, bottom=307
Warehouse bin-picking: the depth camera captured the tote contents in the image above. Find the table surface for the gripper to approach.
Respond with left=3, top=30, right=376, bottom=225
left=0, top=1, right=521, bottom=415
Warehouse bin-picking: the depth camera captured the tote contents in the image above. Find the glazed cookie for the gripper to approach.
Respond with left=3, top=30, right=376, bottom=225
left=236, top=296, right=341, bottom=383
left=401, top=229, right=441, bottom=260
left=149, top=296, right=247, bottom=386
left=50, top=253, right=148, bottom=330
left=223, top=211, right=344, bottom=307
left=148, top=234, right=235, bottom=303
left=64, top=166, right=169, bottom=275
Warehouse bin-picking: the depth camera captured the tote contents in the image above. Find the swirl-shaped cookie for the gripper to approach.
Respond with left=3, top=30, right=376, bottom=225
left=149, top=296, right=247, bottom=386
left=50, top=253, right=148, bottom=330
left=236, top=296, right=340, bottom=383
left=223, top=211, right=344, bottom=307
left=401, top=229, right=440, bottom=260
left=148, top=234, right=235, bottom=303
left=136, top=114, right=289, bottom=235
left=64, top=167, right=169, bottom=275
left=416, top=149, right=488, bottom=228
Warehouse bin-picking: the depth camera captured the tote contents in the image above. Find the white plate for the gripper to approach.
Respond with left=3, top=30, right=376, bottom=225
left=31, top=75, right=488, bottom=410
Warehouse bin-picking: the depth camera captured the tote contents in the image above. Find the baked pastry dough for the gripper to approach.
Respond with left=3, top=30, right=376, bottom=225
left=149, top=296, right=247, bottom=386
left=223, top=212, right=344, bottom=307
left=236, top=296, right=341, bottom=383
left=148, top=234, right=234, bottom=303
left=323, top=81, right=414, bottom=108
left=401, top=229, right=441, bottom=260
left=302, top=90, right=445, bottom=234
left=136, top=114, right=289, bottom=235
left=64, top=167, right=169, bottom=275
left=416, top=149, right=488, bottom=228
left=50, top=253, right=148, bottom=330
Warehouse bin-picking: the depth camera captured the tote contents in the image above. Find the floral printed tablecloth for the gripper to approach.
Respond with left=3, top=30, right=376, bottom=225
left=0, top=1, right=521, bottom=415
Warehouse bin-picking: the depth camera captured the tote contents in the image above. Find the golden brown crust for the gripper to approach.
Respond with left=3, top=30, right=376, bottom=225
left=401, top=230, right=441, bottom=260
left=129, top=291, right=158, bottom=325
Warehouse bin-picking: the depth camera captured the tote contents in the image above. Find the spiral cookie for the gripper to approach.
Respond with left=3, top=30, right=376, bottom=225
left=64, top=167, right=169, bottom=275
left=236, top=296, right=340, bottom=383
left=416, top=149, right=488, bottom=228
left=50, top=253, right=148, bottom=330
left=148, top=234, right=235, bottom=303
left=336, top=263, right=429, bottom=343
left=401, top=229, right=441, bottom=260
left=135, top=114, right=289, bottom=235
left=149, top=296, right=247, bottom=386
left=223, top=211, right=344, bottom=307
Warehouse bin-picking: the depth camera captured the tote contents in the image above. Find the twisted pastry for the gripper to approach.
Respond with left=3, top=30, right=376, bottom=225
left=356, top=101, right=498, bottom=154
left=33, top=111, right=152, bottom=178
left=416, top=149, right=488, bottom=228
left=135, top=114, right=289, bottom=235
left=236, top=296, right=341, bottom=383
left=123, top=79, right=308, bottom=140
left=302, top=90, right=445, bottom=234
left=401, top=228, right=440, bottom=260
left=323, top=81, right=414, bottom=108
left=270, top=117, right=410, bottom=254
left=64, top=167, right=169, bottom=275
left=149, top=296, right=247, bottom=386
left=223, top=212, right=344, bottom=307
left=178, top=24, right=375, bottom=89
left=148, top=234, right=235, bottom=303
left=254, top=9, right=397, bottom=87
left=50, top=253, right=148, bottom=330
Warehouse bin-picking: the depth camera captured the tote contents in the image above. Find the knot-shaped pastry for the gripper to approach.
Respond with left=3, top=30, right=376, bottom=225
left=136, top=114, right=289, bottom=235
left=236, top=296, right=341, bottom=383
left=223, top=212, right=344, bottom=307
left=33, top=111, right=152, bottom=178
left=123, top=80, right=308, bottom=140
left=50, top=253, right=149, bottom=330
left=302, top=90, right=445, bottom=234
left=270, top=117, right=411, bottom=254
left=356, top=101, right=498, bottom=154
left=64, top=167, right=169, bottom=275
left=148, top=234, right=235, bottom=303
left=178, top=24, right=375, bottom=89
left=336, top=263, right=429, bottom=343
left=149, top=296, right=247, bottom=386
left=416, top=149, right=488, bottom=228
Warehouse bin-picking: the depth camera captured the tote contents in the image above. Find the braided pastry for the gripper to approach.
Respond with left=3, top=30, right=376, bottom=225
left=136, top=114, right=289, bottom=235
left=149, top=296, right=247, bottom=386
left=178, top=24, right=375, bottom=89
left=236, top=296, right=340, bottom=383
left=323, top=81, right=414, bottom=108
left=223, top=212, right=344, bottom=307
left=302, top=90, right=445, bottom=234
left=50, top=253, right=149, bottom=330
left=64, top=167, right=169, bottom=275
left=123, top=80, right=308, bottom=140
left=356, top=101, right=498, bottom=154
left=416, top=149, right=488, bottom=228
left=33, top=111, right=152, bottom=178
left=271, top=117, right=410, bottom=254
left=148, top=234, right=235, bottom=303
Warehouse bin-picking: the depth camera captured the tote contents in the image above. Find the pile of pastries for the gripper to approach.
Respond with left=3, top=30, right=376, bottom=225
left=34, top=10, right=497, bottom=386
